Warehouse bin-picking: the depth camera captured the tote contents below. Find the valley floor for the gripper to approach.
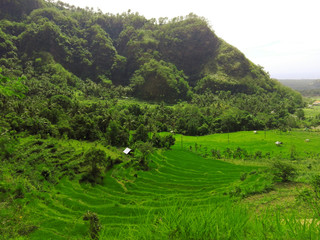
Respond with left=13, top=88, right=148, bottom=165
left=2, top=131, right=320, bottom=239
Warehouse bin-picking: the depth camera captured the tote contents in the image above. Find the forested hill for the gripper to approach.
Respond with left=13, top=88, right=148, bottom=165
left=0, top=0, right=305, bottom=138
left=0, top=0, right=302, bottom=101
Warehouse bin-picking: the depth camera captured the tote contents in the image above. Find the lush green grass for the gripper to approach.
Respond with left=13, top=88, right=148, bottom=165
left=108, top=200, right=320, bottom=240
left=3, top=130, right=320, bottom=239
left=21, top=147, right=258, bottom=239
left=173, top=130, right=320, bottom=184
left=174, top=130, right=320, bottom=160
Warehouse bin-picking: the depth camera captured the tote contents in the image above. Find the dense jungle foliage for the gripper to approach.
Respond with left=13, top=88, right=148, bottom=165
left=0, top=0, right=304, bottom=139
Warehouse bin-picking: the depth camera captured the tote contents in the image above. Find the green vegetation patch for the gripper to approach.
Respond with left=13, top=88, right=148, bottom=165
left=3, top=147, right=258, bottom=239
left=175, top=130, right=320, bottom=161
left=2, top=131, right=320, bottom=239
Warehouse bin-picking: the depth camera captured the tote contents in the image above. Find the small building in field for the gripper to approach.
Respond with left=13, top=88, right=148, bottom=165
left=123, top=147, right=132, bottom=155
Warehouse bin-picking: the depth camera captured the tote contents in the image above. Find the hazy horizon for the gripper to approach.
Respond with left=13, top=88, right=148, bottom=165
left=278, top=78, right=320, bottom=80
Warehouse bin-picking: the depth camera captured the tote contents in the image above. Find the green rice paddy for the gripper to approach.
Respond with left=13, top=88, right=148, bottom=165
left=28, top=149, right=256, bottom=239
left=175, top=130, right=320, bottom=160
left=19, top=130, right=320, bottom=239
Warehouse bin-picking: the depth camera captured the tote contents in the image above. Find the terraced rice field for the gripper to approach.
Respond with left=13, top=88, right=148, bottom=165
left=29, top=149, right=256, bottom=239
left=176, top=130, right=320, bottom=159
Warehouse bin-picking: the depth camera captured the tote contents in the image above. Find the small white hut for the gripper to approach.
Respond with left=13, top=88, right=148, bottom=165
left=123, top=147, right=132, bottom=155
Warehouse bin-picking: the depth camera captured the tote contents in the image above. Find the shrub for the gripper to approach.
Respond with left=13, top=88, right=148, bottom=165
left=151, top=133, right=175, bottom=149
left=223, top=148, right=232, bottom=158
left=240, top=172, right=247, bottom=181
left=83, top=211, right=101, bottom=240
left=133, top=141, right=154, bottom=171
left=254, top=150, right=262, bottom=159
left=271, top=161, right=297, bottom=182
left=163, top=134, right=175, bottom=149
left=211, top=149, right=221, bottom=159
left=233, top=147, right=247, bottom=159
left=81, top=148, right=109, bottom=184
left=151, top=133, right=162, bottom=148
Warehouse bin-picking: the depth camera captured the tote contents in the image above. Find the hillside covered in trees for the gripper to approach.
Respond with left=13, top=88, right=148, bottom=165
left=0, top=1, right=311, bottom=238
left=0, top=0, right=305, bottom=140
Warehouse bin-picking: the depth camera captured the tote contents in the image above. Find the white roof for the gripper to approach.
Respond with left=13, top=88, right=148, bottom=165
left=123, top=147, right=131, bottom=154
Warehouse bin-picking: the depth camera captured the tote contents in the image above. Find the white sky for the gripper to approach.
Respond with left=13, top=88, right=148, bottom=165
left=54, top=0, right=320, bottom=79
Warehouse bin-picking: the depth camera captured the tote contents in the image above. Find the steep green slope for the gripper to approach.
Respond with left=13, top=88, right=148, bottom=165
left=0, top=0, right=303, bottom=105
left=0, top=0, right=305, bottom=138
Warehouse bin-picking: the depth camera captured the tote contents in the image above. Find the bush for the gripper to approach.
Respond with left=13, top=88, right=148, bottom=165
left=151, top=133, right=162, bottom=148
left=271, top=161, right=297, bottom=182
left=151, top=133, right=175, bottom=149
left=133, top=141, right=154, bottom=171
left=83, top=211, right=101, bottom=240
left=81, top=148, right=109, bottom=184
left=254, top=150, right=262, bottom=159
left=163, top=134, right=175, bottom=149
left=211, top=149, right=221, bottom=159
left=240, top=172, right=247, bottom=181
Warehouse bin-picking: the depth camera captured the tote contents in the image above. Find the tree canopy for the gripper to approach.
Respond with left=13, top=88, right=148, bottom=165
left=0, top=0, right=303, bottom=105
left=0, top=0, right=305, bottom=141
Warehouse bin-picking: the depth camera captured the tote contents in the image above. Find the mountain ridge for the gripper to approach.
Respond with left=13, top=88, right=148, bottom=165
left=0, top=0, right=300, bottom=104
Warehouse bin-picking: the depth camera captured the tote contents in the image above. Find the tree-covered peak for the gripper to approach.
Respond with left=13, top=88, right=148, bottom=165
left=0, top=0, right=303, bottom=109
